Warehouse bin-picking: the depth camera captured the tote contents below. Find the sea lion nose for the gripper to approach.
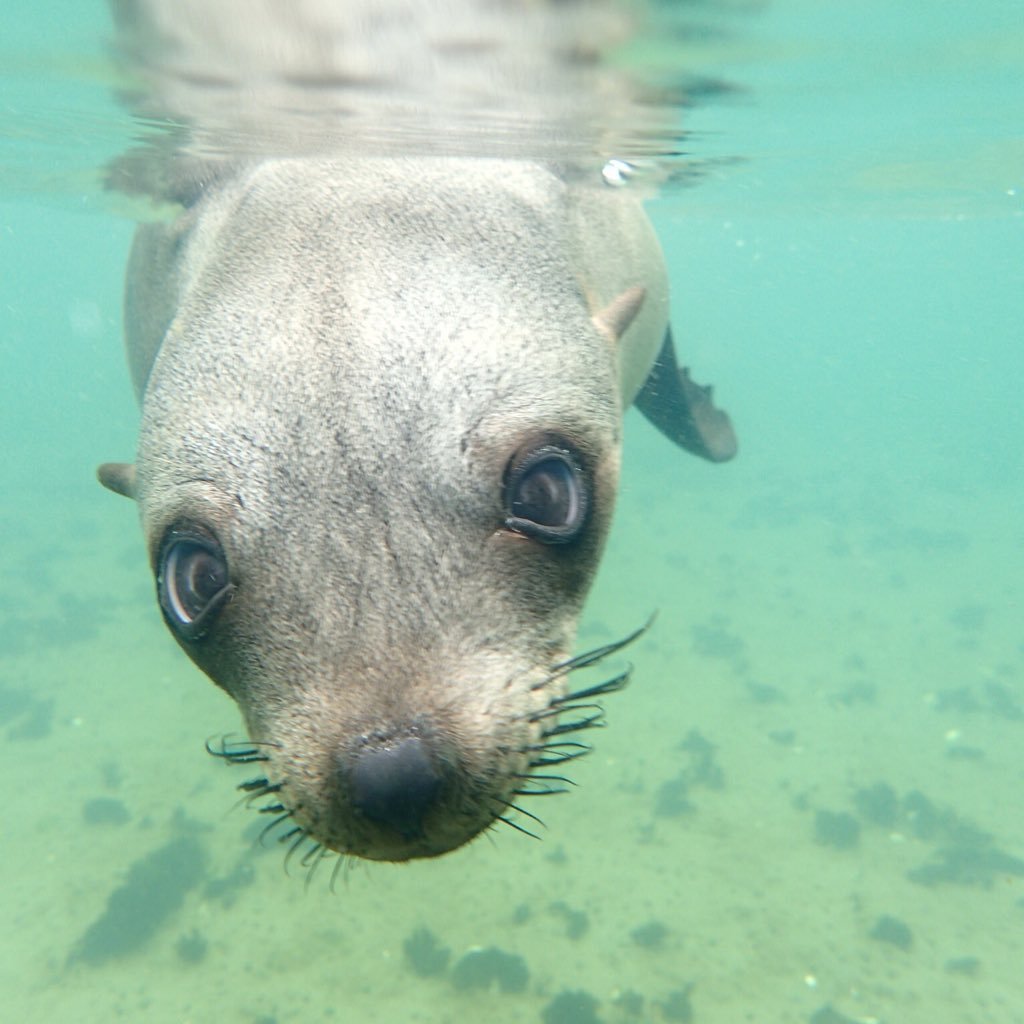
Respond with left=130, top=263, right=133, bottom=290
left=349, top=736, right=443, bottom=838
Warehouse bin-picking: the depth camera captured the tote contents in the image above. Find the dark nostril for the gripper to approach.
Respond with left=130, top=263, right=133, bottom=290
left=349, top=737, right=443, bottom=838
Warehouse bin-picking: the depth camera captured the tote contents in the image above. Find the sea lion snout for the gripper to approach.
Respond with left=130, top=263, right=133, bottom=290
left=347, top=736, right=444, bottom=839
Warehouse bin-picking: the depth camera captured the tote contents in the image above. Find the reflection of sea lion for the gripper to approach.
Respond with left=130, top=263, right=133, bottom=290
left=99, top=10, right=735, bottom=867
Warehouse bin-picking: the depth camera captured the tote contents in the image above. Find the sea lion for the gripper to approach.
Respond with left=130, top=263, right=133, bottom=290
left=98, top=5, right=735, bottom=866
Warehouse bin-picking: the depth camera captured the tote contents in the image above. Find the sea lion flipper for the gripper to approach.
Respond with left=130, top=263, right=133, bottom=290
left=97, top=462, right=138, bottom=500
left=635, top=328, right=738, bottom=463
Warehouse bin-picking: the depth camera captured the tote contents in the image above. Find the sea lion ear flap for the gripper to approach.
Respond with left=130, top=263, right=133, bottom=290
left=97, top=462, right=138, bottom=500
left=591, top=285, right=646, bottom=344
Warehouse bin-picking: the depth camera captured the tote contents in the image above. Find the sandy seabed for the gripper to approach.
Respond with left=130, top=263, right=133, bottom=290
left=2, top=415, right=1021, bottom=1024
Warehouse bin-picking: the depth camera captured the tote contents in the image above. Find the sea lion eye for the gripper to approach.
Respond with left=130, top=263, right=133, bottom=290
left=157, top=527, right=234, bottom=640
left=504, top=444, right=589, bottom=544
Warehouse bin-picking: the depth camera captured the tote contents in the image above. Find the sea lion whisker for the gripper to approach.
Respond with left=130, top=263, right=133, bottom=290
left=512, top=782, right=572, bottom=796
left=256, top=802, right=287, bottom=814
left=328, top=853, right=350, bottom=892
left=549, top=644, right=618, bottom=676
left=514, top=770, right=575, bottom=785
left=304, top=846, right=336, bottom=890
left=525, top=628, right=637, bottom=695
left=258, top=812, right=295, bottom=844
left=527, top=747, right=592, bottom=768
left=530, top=697, right=610, bottom=725
left=255, top=782, right=284, bottom=796
left=534, top=700, right=604, bottom=724
left=527, top=705, right=567, bottom=724
left=243, top=785, right=284, bottom=804
left=494, top=814, right=543, bottom=841
left=237, top=778, right=285, bottom=803
left=525, top=739, right=591, bottom=755
left=546, top=617, right=653, bottom=678
left=300, top=840, right=325, bottom=868
left=521, top=666, right=630, bottom=762
left=552, top=666, right=633, bottom=706
left=236, top=776, right=272, bottom=792
left=282, top=828, right=312, bottom=875
left=207, top=747, right=268, bottom=765
left=529, top=755, right=586, bottom=769
left=541, top=712, right=607, bottom=737
left=232, top=791, right=284, bottom=815
left=501, top=801, right=546, bottom=828
left=205, top=734, right=280, bottom=764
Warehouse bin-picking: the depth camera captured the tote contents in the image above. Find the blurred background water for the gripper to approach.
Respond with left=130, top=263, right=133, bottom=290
left=1, top=1, right=1022, bottom=1022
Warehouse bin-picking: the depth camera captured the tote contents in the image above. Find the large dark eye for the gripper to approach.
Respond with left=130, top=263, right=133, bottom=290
left=504, top=444, right=589, bottom=545
left=157, top=527, right=234, bottom=640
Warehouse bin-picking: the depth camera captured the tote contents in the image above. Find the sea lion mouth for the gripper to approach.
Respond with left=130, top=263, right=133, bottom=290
left=204, top=620, right=651, bottom=881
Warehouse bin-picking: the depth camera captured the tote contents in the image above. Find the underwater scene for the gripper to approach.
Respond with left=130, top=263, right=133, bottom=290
left=1, top=1, right=1022, bottom=1022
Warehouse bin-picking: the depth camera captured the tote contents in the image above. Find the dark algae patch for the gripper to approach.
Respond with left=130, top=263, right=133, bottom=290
left=70, top=836, right=206, bottom=965
left=549, top=900, right=590, bottom=940
left=0, top=589, right=111, bottom=659
left=679, top=730, right=724, bottom=789
left=845, top=780, right=1024, bottom=888
left=852, top=782, right=899, bottom=828
left=869, top=914, right=913, bottom=950
left=655, top=729, right=724, bottom=818
left=451, top=946, right=529, bottom=993
left=944, top=955, right=981, bottom=976
left=631, top=919, right=669, bottom=950
left=175, top=929, right=209, bottom=964
left=809, top=1005, right=859, bottom=1024
left=851, top=782, right=951, bottom=839
left=931, top=681, right=1023, bottom=720
left=660, top=985, right=695, bottom=1022
left=203, top=857, right=256, bottom=908
left=690, top=616, right=745, bottom=660
left=541, top=989, right=602, bottom=1024
left=82, top=797, right=131, bottom=827
left=813, top=809, right=860, bottom=849
left=655, top=775, right=694, bottom=817
left=908, top=839, right=1024, bottom=888
left=611, top=990, right=645, bottom=1017
left=403, top=926, right=451, bottom=977
left=0, top=681, right=54, bottom=740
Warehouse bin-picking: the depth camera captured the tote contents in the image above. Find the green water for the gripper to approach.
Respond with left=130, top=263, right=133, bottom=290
left=2, top=2, right=1022, bottom=1022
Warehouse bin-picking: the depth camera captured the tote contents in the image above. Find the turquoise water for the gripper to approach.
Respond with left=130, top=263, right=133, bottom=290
left=2, top=2, right=1022, bottom=1022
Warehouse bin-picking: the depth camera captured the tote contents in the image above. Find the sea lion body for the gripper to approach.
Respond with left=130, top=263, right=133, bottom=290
left=106, top=158, right=677, bottom=861
left=100, top=4, right=735, bottom=864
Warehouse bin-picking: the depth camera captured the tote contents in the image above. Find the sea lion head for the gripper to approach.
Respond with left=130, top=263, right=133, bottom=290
left=100, top=159, right=656, bottom=862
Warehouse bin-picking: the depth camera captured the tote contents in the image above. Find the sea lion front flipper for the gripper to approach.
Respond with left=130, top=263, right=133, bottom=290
left=634, top=328, right=738, bottom=463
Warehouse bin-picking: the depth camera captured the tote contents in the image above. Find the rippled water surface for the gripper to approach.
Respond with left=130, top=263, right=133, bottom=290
left=2, top=2, right=1022, bottom=1021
